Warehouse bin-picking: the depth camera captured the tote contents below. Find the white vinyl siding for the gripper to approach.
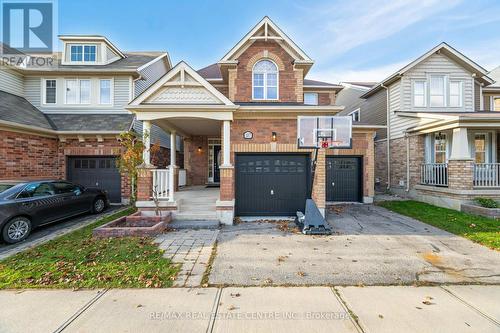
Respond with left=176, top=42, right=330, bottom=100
left=0, top=68, right=24, bottom=96
left=25, top=76, right=131, bottom=113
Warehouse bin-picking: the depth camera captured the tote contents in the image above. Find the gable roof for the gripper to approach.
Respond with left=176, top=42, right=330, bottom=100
left=486, top=65, right=500, bottom=88
left=59, top=35, right=126, bottom=59
left=130, top=61, right=235, bottom=106
left=197, top=63, right=222, bottom=81
left=361, top=42, right=494, bottom=98
left=219, top=16, right=313, bottom=64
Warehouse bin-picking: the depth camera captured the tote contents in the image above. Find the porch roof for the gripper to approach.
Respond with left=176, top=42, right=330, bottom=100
left=403, top=111, right=500, bottom=133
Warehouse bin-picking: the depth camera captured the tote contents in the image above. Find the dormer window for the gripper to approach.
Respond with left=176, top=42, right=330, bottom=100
left=70, top=45, right=97, bottom=63
left=253, top=60, right=278, bottom=100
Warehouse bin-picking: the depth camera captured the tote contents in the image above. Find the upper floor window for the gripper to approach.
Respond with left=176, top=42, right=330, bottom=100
left=413, top=81, right=427, bottom=107
left=304, top=92, right=318, bottom=105
left=70, top=45, right=96, bottom=62
left=44, top=79, right=56, bottom=104
left=349, top=108, right=360, bottom=122
left=493, top=97, right=500, bottom=111
left=65, top=79, right=91, bottom=104
left=429, top=75, right=446, bottom=107
left=253, top=60, right=278, bottom=100
left=99, top=79, right=112, bottom=104
left=449, top=81, right=463, bottom=107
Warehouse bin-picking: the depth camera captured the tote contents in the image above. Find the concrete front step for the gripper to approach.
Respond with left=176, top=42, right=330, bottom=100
left=174, top=212, right=217, bottom=221
left=169, top=220, right=220, bottom=229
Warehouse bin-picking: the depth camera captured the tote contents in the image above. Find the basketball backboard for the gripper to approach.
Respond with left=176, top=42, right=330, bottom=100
left=297, top=116, right=352, bottom=149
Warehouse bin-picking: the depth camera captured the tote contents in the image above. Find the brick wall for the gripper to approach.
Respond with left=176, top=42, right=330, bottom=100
left=184, top=136, right=209, bottom=186
left=318, top=92, right=335, bottom=106
left=388, top=135, right=425, bottom=190
left=232, top=40, right=302, bottom=103
left=231, top=119, right=297, bottom=147
left=0, top=130, right=59, bottom=179
left=448, top=159, right=474, bottom=190
left=374, top=140, right=388, bottom=190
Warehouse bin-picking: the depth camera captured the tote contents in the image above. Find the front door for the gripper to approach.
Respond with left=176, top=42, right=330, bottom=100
left=213, top=145, right=221, bottom=183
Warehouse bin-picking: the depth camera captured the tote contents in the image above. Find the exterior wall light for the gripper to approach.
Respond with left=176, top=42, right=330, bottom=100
left=197, top=146, right=203, bottom=153
left=271, top=132, right=277, bottom=142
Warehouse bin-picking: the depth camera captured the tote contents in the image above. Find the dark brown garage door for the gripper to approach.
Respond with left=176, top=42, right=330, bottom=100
left=326, top=156, right=362, bottom=202
left=236, top=154, right=310, bottom=216
left=67, top=157, right=121, bottom=203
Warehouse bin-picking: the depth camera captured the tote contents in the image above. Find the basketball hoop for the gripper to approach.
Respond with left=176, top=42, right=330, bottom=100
left=297, top=116, right=352, bottom=149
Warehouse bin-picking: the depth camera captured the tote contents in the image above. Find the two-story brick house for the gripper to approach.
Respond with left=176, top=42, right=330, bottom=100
left=0, top=35, right=182, bottom=203
left=354, top=43, right=500, bottom=209
left=128, top=17, right=381, bottom=224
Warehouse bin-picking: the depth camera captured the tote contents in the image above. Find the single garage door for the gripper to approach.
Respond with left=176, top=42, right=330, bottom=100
left=67, top=156, right=121, bottom=203
left=326, top=156, right=362, bottom=202
left=236, top=154, right=309, bottom=216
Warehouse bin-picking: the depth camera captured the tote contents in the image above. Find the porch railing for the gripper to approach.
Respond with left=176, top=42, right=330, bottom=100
left=152, top=169, right=170, bottom=199
left=420, top=163, right=448, bottom=186
left=474, top=163, right=500, bottom=187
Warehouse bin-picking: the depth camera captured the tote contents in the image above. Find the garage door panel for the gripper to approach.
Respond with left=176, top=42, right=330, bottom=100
left=326, top=157, right=361, bottom=202
left=236, top=154, right=309, bottom=216
left=68, top=157, right=121, bottom=203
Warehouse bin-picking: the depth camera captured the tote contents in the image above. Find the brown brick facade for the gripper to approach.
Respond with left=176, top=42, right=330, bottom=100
left=231, top=40, right=303, bottom=103
left=183, top=136, right=209, bottom=186
left=374, top=140, right=388, bottom=190
left=448, top=159, right=474, bottom=190
left=386, top=135, right=425, bottom=191
left=0, top=130, right=59, bottom=179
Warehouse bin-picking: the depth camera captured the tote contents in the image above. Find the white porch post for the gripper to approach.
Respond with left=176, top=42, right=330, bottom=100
left=142, top=120, right=151, bottom=165
left=450, top=127, right=471, bottom=160
left=169, top=131, right=176, bottom=202
left=221, top=120, right=232, bottom=166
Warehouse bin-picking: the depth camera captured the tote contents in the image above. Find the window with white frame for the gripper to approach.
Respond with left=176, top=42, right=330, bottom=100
left=493, top=97, right=500, bottom=111
left=413, top=80, right=427, bottom=107
left=304, top=92, right=318, bottom=105
left=449, top=81, right=463, bottom=107
left=65, top=79, right=91, bottom=104
left=429, top=75, right=446, bottom=107
left=434, top=133, right=447, bottom=163
left=70, top=45, right=96, bottom=62
left=252, top=59, right=278, bottom=100
left=44, top=79, right=56, bottom=104
left=474, top=133, right=487, bottom=163
left=349, top=108, right=360, bottom=122
left=99, top=79, right=112, bottom=104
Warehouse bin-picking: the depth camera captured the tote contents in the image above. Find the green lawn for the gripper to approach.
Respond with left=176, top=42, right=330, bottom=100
left=379, top=200, right=500, bottom=250
left=0, top=208, right=179, bottom=289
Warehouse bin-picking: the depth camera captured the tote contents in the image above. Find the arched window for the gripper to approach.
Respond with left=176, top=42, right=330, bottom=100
left=252, top=59, right=278, bottom=100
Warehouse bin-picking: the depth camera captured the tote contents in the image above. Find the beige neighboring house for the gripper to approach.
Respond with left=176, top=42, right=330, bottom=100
left=358, top=42, right=500, bottom=209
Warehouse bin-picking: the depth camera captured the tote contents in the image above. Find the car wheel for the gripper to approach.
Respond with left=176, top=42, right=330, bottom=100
left=92, top=197, right=106, bottom=214
left=2, top=217, right=32, bottom=244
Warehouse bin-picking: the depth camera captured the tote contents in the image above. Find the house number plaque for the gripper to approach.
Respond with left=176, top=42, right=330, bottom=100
left=243, top=131, right=253, bottom=140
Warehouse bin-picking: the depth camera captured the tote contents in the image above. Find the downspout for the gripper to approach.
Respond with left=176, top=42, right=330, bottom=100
left=405, top=132, right=410, bottom=192
left=381, top=83, right=390, bottom=190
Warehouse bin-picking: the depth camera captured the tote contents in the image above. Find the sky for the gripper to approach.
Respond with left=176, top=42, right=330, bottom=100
left=58, top=0, right=500, bottom=83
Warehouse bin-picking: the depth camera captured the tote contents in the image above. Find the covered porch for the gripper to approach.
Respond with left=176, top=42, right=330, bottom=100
left=126, top=61, right=237, bottom=224
left=407, top=113, right=500, bottom=208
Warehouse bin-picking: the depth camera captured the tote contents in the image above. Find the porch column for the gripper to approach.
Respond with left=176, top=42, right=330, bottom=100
left=142, top=120, right=152, bottom=166
left=169, top=131, right=176, bottom=202
left=221, top=120, right=232, bottom=167
left=449, top=128, right=474, bottom=190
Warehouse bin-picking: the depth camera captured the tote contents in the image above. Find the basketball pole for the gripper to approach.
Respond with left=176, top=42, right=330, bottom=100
left=308, top=147, right=319, bottom=199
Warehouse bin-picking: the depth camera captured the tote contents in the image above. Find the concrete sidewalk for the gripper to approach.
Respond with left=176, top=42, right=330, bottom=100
left=0, top=286, right=498, bottom=333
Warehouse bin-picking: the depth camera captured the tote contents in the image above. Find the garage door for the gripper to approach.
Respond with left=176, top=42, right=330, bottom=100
left=67, top=157, right=121, bottom=203
left=236, top=154, right=309, bottom=216
left=326, top=157, right=362, bottom=202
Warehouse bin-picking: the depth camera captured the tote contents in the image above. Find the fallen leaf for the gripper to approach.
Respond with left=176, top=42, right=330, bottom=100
left=378, top=314, right=384, bottom=319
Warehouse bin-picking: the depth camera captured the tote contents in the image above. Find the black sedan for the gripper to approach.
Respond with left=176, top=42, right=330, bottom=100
left=0, top=180, right=109, bottom=244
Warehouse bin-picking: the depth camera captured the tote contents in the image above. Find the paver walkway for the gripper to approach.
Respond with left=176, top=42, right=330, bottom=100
left=155, top=229, right=218, bottom=287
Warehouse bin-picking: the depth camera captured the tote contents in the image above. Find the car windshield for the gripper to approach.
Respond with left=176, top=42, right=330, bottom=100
left=0, top=184, right=15, bottom=193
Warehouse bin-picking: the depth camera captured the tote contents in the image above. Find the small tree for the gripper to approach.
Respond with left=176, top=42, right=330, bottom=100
left=117, top=131, right=144, bottom=203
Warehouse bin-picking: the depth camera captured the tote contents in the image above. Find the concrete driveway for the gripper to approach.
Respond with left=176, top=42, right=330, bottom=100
left=210, top=205, right=500, bottom=286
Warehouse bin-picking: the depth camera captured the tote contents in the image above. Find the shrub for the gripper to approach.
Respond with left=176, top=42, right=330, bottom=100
left=474, top=197, right=499, bottom=209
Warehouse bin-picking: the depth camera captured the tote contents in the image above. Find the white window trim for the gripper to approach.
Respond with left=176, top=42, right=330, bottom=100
left=69, top=44, right=98, bottom=64
left=472, top=131, right=491, bottom=163
left=433, top=132, right=448, bottom=163
left=492, top=96, right=500, bottom=112
left=64, top=78, right=92, bottom=105
left=348, top=108, right=360, bottom=122
left=448, top=80, right=463, bottom=108
left=42, top=78, right=57, bottom=105
left=428, top=74, right=448, bottom=108
left=252, top=59, right=279, bottom=101
left=304, top=92, right=318, bottom=105
left=98, top=78, right=114, bottom=105
left=412, top=80, right=427, bottom=108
